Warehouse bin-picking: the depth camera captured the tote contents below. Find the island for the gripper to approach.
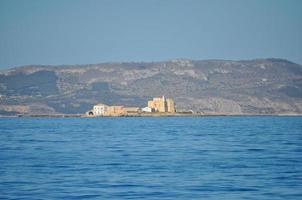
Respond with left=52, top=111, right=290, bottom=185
left=86, top=96, right=195, bottom=117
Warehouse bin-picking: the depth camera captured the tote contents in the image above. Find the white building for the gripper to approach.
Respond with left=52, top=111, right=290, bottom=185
left=93, top=104, right=108, bottom=116
left=142, top=107, right=153, bottom=112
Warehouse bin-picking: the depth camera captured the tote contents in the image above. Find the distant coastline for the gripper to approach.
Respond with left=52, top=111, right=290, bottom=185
left=1, top=58, right=301, bottom=116
left=2, top=113, right=302, bottom=118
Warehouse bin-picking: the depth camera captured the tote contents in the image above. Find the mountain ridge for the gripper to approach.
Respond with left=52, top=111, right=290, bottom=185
left=0, top=58, right=301, bottom=115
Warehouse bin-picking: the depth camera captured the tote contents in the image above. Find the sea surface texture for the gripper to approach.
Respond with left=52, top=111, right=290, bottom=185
left=0, top=117, right=301, bottom=199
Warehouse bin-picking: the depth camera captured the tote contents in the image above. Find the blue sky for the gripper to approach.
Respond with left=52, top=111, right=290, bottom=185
left=0, top=0, right=301, bottom=68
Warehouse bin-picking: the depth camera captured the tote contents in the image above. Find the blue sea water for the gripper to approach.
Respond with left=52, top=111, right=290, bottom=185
left=0, top=116, right=301, bottom=200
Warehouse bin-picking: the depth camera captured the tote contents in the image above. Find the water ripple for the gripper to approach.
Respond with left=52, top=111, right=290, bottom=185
left=0, top=116, right=301, bottom=199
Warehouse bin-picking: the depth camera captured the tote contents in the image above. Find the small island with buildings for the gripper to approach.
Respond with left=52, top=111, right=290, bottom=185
left=86, top=96, right=194, bottom=117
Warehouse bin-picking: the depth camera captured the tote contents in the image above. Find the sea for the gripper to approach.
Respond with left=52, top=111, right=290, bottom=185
left=0, top=116, right=301, bottom=200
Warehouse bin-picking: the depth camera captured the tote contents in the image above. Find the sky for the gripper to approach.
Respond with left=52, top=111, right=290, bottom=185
left=0, top=0, right=301, bottom=69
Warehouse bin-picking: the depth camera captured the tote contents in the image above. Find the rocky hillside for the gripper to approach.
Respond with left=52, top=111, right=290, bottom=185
left=0, top=58, right=302, bottom=115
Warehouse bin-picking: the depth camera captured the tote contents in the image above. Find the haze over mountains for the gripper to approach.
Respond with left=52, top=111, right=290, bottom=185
left=0, top=58, right=301, bottom=115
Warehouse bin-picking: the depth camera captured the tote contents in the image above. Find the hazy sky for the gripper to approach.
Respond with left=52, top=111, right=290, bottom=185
left=0, top=0, right=301, bottom=68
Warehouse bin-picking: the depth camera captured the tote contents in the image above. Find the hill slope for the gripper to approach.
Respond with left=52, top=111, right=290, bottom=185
left=1, top=58, right=302, bottom=115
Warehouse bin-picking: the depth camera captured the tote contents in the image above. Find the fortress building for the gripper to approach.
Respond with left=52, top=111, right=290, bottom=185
left=147, top=96, right=175, bottom=113
left=87, top=96, right=176, bottom=116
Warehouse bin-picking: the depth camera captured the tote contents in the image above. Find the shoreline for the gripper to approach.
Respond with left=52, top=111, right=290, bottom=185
left=1, top=113, right=302, bottom=118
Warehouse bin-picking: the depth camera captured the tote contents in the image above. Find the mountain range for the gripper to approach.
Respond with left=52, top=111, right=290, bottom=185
left=0, top=58, right=302, bottom=115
